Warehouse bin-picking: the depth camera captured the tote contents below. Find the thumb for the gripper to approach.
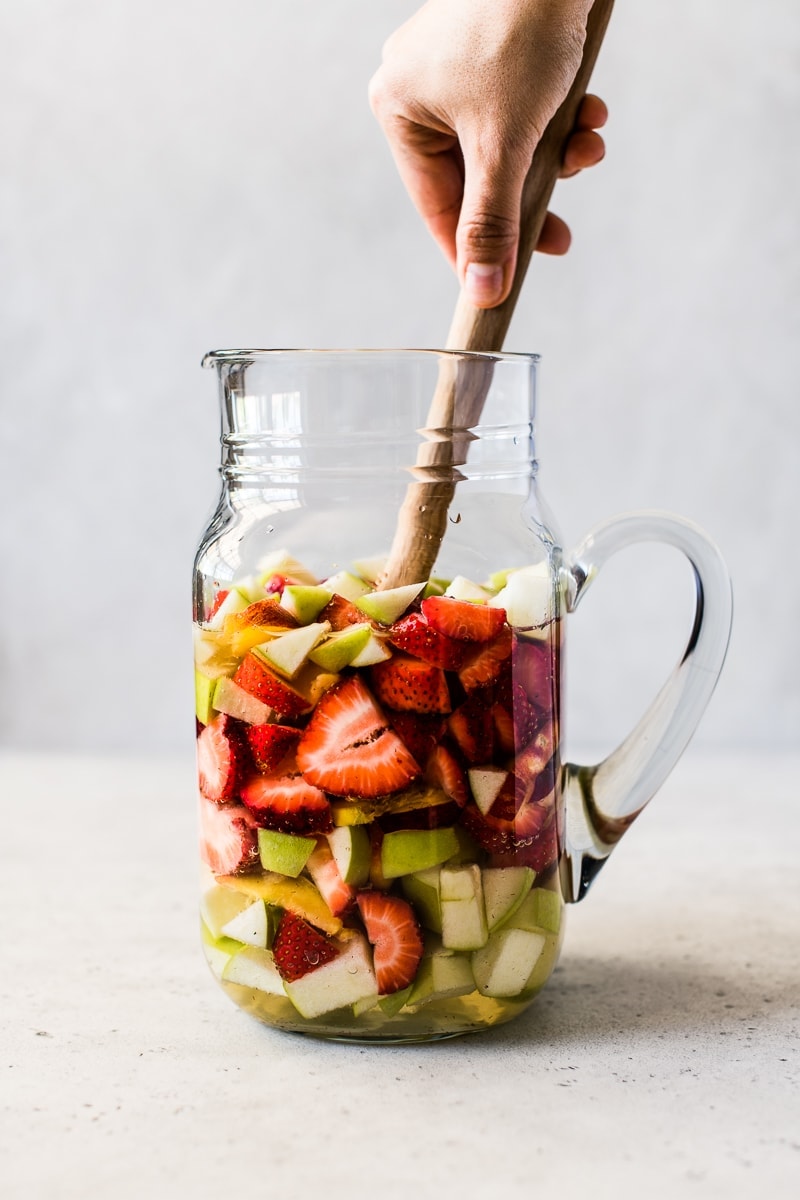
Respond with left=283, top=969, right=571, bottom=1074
left=456, top=145, right=530, bottom=309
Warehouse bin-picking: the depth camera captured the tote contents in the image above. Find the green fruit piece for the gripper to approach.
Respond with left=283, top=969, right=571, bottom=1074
left=350, top=555, right=388, bottom=584
left=280, top=585, right=333, bottom=624
left=482, top=867, right=536, bottom=932
left=422, top=577, right=449, bottom=599
left=256, top=549, right=319, bottom=587
left=486, top=567, right=516, bottom=592
left=283, top=934, right=378, bottom=1019
left=309, top=624, right=372, bottom=672
left=444, top=575, right=492, bottom=603
left=212, top=677, right=272, bottom=725
left=489, top=563, right=553, bottom=628
left=355, top=582, right=425, bottom=625
left=381, top=827, right=460, bottom=880
left=408, top=943, right=475, bottom=1008
left=220, top=899, right=273, bottom=948
left=195, top=670, right=216, bottom=725
left=443, top=823, right=481, bottom=866
left=401, top=867, right=442, bottom=932
left=200, top=885, right=255, bottom=939
left=207, top=587, right=250, bottom=630
left=258, top=830, right=317, bottom=878
left=200, top=919, right=242, bottom=978
left=323, top=570, right=371, bottom=602
left=468, top=766, right=509, bottom=815
left=471, top=927, right=547, bottom=997
left=216, top=873, right=341, bottom=935
left=331, top=783, right=450, bottom=827
left=377, top=984, right=414, bottom=1016
left=349, top=632, right=392, bottom=667
left=506, top=886, right=562, bottom=935
left=258, top=621, right=330, bottom=679
left=440, top=864, right=489, bottom=951
left=326, top=825, right=371, bottom=886
left=222, top=945, right=286, bottom=995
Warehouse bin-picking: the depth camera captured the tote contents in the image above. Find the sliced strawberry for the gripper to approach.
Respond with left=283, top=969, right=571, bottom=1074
left=421, top=595, right=506, bottom=642
left=491, top=702, right=515, bottom=754
left=514, top=722, right=556, bottom=803
left=458, top=625, right=513, bottom=691
left=198, top=796, right=260, bottom=875
left=207, top=589, right=230, bottom=621
left=272, top=911, right=339, bottom=982
left=225, top=598, right=299, bottom=631
left=233, top=653, right=313, bottom=719
left=318, top=594, right=364, bottom=631
left=387, top=711, right=447, bottom=765
left=447, top=697, right=495, bottom=764
left=370, top=655, right=451, bottom=714
left=305, top=840, right=356, bottom=917
left=197, top=714, right=246, bottom=803
left=513, top=637, right=558, bottom=710
left=357, top=891, right=424, bottom=994
left=388, top=612, right=467, bottom=669
left=241, top=769, right=333, bottom=834
left=460, top=779, right=556, bottom=856
left=297, top=676, right=421, bottom=798
left=425, top=743, right=469, bottom=806
left=246, top=722, right=301, bottom=772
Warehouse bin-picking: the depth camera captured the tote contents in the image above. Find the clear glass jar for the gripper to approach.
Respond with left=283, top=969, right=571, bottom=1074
left=193, top=349, right=731, bottom=1042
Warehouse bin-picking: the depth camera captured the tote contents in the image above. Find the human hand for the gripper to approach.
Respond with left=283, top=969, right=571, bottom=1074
left=369, top=0, right=608, bottom=308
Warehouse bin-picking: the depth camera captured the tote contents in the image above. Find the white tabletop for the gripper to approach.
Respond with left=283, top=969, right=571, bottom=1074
left=2, top=749, right=798, bottom=1199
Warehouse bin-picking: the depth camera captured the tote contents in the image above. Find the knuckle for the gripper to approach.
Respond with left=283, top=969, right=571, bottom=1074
left=458, top=212, right=518, bottom=255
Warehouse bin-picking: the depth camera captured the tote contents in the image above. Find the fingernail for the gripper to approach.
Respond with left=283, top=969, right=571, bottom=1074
left=465, top=262, right=504, bottom=306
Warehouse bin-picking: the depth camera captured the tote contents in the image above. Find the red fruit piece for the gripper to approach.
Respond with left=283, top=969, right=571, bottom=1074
left=357, top=891, right=424, bottom=994
left=233, top=653, right=313, bottom=719
left=388, top=711, right=446, bottom=765
left=388, top=613, right=467, bottom=670
left=421, top=595, right=506, bottom=642
left=491, top=702, right=515, bottom=754
left=447, top=698, right=495, bottom=765
left=458, top=625, right=513, bottom=691
left=370, top=655, right=451, bottom=714
left=272, top=911, right=339, bottom=982
left=246, top=723, right=301, bottom=772
left=514, top=722, right=556, bottom=804
left=425, top=743, right=468, bottom=807
left=305, top=840, right=356, bottom=917
left=207, top=589, right=230, bottom=621
left=198, top=796, right=260, bottom=875
left=197, top=714, right=246, bottom=803
left=513, top=637, right=558, bottom=710
left=241, top=770, right=333, bottom=834
left=318, top=594, right=365, bottom=631
left=297, top=676, right=420, bottom=798
left=226, top=598, right=299, bottom=631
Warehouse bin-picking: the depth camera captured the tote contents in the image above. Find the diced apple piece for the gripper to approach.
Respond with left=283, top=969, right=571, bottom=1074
left=505, top=887, right=562, bottom=935
left=258, top=829, right=317, bottom=878
left=258, top=621, right=330, bottom=679
left=212, top=677, right=273, bottom=725
left=194, top=628, right=240, bottom=675
left=349, top=632, right=392, bottom=667
left=283, top=934, right=378, bottom=1018
left=308, top=624, right=372, bottom=672
left=222, top=945, right=286, bottom=995
left=200, top=922, right=242, bottom=978
left=216, top=873, right=341, bottom=935
left=355, top=582, right=425, bottom=625
left=380, top=827, right=460, bottom=879
left=440, top=864, right=488, bottom=950
left=280, top=585, right=333, bottom=624
left=481, top=867, right=535, bottom=932
left=401, top=867, right=442, bottom=932
left=421, top=578, right=447, bottom=599
left=408, top=942, right=475, bottom=1007
left=256, top=549, right=319, bottom=587
left=195, top=670, right=216, bottom=725
left=322, top=570, right=372, bottom=602
left=326, top=825, right=371, bottom=886
left=221, top=900, right=272, bottom=949
left=201, top=885, right=254, bottom=940
left=468, top=766, right=509, bottom=815
left=489, top=563, right=553, bottom=628
left=350, top=555, right=388, bottom=584
left=444, top=575, right=492, bottom=603
left=471, top=927, right=547, bottom=997
left=207, top=587, right=250, bottom=630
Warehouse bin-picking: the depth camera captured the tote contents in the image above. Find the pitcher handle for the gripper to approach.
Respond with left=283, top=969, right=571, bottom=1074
left=560, top=511, right=733, bottom=903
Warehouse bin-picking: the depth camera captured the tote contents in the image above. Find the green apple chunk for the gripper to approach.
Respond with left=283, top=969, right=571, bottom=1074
left=322, top=570, right=371, bottom=602
left=280, top=585, right=333, bottom=624
left=482, top=867, right=536, bottom=932
left=222, top=945, right=286, bottom=995
left=349, top=632, right=392, bottom=667
left=377, top=984, right=414, bottom=1017
left=408, top=941, right=475, bottom=1008
left=471, top=927, right=547, bottom=997
left=207, top=586, right=250, bottom=630
left=195, top=670, right=216, bottom=725
left=468, top=766, right=509, bottom=815
left=201, top=885, right=256, bottom=939
left=220, top=899, right=274, bottom=949
left=440, top=864, right=489, bottom=951
left=257, top=621, right=330, bottom=679
left=506, top=887, right=562, bottom=935
left=380, top=827, right=460, bottom=880
left=401, top=867, right=442, bottom=932
left=212, top=677, right=273, bottom=725
left=350, top=555, right=387, bottom=585
left=444, top=575, right=492, bottom=603
left=283, top=934, right=378, bottom=1019
left=489, top=563, right=553, bottom=628
left=355, top=582, right=425, bottom=625
left=200, top=920, right=242, bottom=978
left=309, top=624, right=371, bottom=672
left=258, top=829, right=317, bottom=878
left=326, top=825, right=371, bottom=886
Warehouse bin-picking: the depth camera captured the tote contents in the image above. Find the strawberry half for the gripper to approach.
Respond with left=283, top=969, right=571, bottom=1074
left=370, top=655, right=451, bottom=714
left=297, top=676, right=420, bottom=798
left=305, top=840, right=356, bottom=917
left=457, top=625, right=513, bottom=691
left=387, top=711, right=447, bottom=765
left=513, top=637, right=557, bottom=710
left=388, top=612, right=467, bottom=669
left=447, top=697, right=495, bottom=764
left=246, top=722, right=301, bottom=772
left=425, top=743, right=468, bottom=807
left=421, top=595, right=506, bottom=642
left=241, top=769, right=333, bottom=834
left=272, top=911, right=339, bottom=982
left=197, top=714, right=246, bottom=803
left=357, top=891, right=424, bottom=994
left=198, top=796, right=260, bottom=875
left=233, top=653, right=312, bottom=719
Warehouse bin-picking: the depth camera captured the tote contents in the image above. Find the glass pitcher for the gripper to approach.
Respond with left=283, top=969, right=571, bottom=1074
left=193, top=349, right=732, bottom=1042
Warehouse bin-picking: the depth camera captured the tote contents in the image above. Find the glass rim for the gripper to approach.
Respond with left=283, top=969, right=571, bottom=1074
left=201, top=347, right=540, bottom=368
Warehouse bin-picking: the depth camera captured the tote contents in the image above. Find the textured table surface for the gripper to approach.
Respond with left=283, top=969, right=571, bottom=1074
left=1, top=750, right=798, bottom=1199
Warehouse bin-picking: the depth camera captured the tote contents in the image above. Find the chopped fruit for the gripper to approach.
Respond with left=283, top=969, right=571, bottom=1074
left=220, top=899, right=272, bottom=948
left=350, top=555, right=387, bottom=584
left=272, top=911, right=340, bottom=982
left=504, top=886, right=562, bottom=935
left=457, top=625, right=513, bottom=691
left=200, top=884, right=256, bottom=939
left=425, top=744, right=468, bottom=807
left=207, top=587, right=250, bottom=630
left=388, top=613, right=467, bottom=670
left=199, top=797, right=260, bottom=876
left=297, top=676, right=420, bottom=798
left=349, top=632, right=393, bottom=667
left=293, top=663, right=341, bottom=707
left=257, top=828, right=317, bottom=877
left=510, top=683, right=540, bottom=751
left=195, top=669, right=216, bottom=726
left=471, top=927, right=547, bottom=997
left=421, top=578, right=448, bottom=598
left=216, top=873, right=341, bottom=935
left=283, top=933, right=378, bottom=1018
left=461, top=784, right=556, bottom=857
left=481, top=867, right=536, bottom=931
left=447, top=699, right=495, bottom=764
left=326, top=825, right=371, bottom=886
left=207, top=589, right=231, bottom=621
left=440, top=864, right=489, bottom=951
left=468, top=766, right=509, bottom=815
left=197, top=714, right=246, bottom=803
left=222, top=945, right=285, bottom=994
left=401, top=867, right=442, bottom=932
left=513, top=637, right=557, bottom=710
left=280, top=585, right=333, bottom=624
left=308, top=623, right=372, bottom=672
left=408, top=943, right=475, bottom=1007
left=514, top=722, right=556, bottom=803
left=223, top=598, right=299, bottom=635
left=444, top=575, right=492, bottom=603
left=212, top=677, right=274, bottom=726
left=245, top=723, right=300, bottom=773
left=258, top=621, right=330, bottom=679
left=330, top=782, right=450, bottom=826
left=357, top=892, right=424, bottom=994
left=421, top=595, right=506, bottom=642
left=355, top=581, right=425, bottom=625
left=489, top=563, right=553, bottom=628
left=318, top=593, right=365, bottom=630
left=194, top=628, right=241, bottom=676
left=370, top=655, right=451, bottom=714
left=233, top=653, right=313, bottom=718
left=389, top=712, right=447, bottom=765
left=305, top=841, right=356, bottom=917
left=491, top=702, right=515, bottom=754
left=322, top=570, right=372, bottom=603
left=488, top=817, right=559, bottom=875
left=380, top=827, right=460, bottom=879
left=241, top=770, right=333, bottom=834
left=256, top=549, right=319, bottom=588
left=369, top=825, right=391, bottom=891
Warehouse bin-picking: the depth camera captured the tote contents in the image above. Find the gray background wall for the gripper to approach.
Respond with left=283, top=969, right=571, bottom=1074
left=1, top=1, right=798, bottom=761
